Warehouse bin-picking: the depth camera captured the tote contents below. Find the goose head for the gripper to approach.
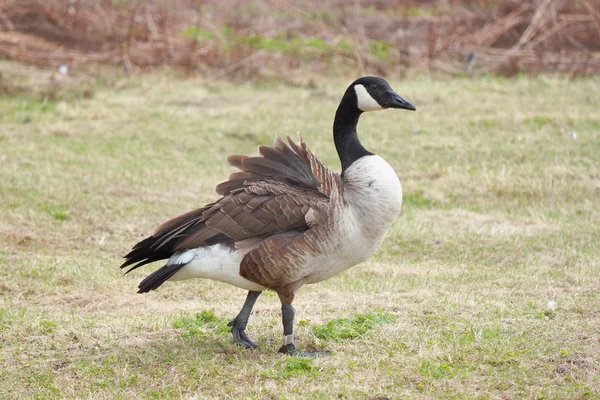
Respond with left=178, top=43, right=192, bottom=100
left=348, top=76, right=416, bottom=112
left=333, top=76, right=416, bottom=173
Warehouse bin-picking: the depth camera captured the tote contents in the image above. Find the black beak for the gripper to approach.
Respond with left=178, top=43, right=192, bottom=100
left=387, top=91, right=416, bottom=111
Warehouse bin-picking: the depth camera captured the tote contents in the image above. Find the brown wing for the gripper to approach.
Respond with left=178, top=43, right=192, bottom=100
left=171, top=181, right=328, bottom=250
left=120, top=135, right=340, bottom=274
left=216, top=134, right=339, bottom=198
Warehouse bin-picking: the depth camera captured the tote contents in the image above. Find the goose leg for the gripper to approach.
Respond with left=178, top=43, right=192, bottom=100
left=228, top=290, right=261, bottom=349
left=278, top=303, right=332, bottom=357
left=276, top=282, right=330, bottom=356
left=278, top=303, right=296, bottom=354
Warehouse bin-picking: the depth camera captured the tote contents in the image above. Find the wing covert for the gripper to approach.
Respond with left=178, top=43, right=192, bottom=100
left=121, top=134, right=339, bottom=273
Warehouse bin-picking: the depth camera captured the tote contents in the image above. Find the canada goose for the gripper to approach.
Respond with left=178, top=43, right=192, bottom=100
left=121, top=76, right=416, bottom=354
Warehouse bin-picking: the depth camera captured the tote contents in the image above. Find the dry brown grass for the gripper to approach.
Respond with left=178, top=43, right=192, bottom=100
left=0, top=66, right=599, bottom=398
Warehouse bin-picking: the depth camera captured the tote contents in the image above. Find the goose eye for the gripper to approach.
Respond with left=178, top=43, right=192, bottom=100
left=370, top=84, right=379, bottom=90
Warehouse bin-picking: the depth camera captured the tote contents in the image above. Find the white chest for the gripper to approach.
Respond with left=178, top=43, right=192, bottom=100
left=306, top=155, right=402, bottom=283
left=342, top=155, right=403, bottom=231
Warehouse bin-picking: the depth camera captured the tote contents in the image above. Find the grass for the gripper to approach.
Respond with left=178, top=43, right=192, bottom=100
left=1, top=69, right=599, bottom=398
left=312, top=309, right=395, bottom=342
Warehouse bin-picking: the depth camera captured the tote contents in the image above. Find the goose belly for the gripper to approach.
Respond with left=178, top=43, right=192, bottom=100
left=306, top=155, right=403, bottom=284
left=167, top=244, right=267, bottom=291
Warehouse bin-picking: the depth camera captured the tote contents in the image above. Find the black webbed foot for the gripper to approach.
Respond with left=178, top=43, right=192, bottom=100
left=278, top=343, right=296, bottom=354
left=228, top=319, right=257, bottom=349
left=228, top=290, right=262, bottom=349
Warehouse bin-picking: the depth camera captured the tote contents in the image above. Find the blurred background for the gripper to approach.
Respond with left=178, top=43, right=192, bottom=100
left=0, top=0, right=599, bottom=90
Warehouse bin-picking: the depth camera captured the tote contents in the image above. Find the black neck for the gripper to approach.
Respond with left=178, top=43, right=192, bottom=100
left=333, top=96, right=373, bottom=173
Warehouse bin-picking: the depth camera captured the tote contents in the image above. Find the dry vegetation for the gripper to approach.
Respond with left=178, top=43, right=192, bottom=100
left=0, top=65, right=599, bottom=398
left=0, top=0, right=599, bottom=80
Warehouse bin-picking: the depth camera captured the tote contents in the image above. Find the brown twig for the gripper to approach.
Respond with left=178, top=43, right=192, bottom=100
left=482, top=0, right=554, bottom=72
left=0, top=6, right=14, bottom=31
left=122, top=0, right=144, bottom=75
left=577, top=0, right=600, bottom=42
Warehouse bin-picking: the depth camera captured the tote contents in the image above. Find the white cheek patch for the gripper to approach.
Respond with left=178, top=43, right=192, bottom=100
left=354, top=84, right=382, bottom=111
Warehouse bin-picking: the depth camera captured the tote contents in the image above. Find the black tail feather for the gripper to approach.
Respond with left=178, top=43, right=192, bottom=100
left=137, top=263, right=187, bottom=293
left=120, top=235, right=173, bottom=274
left=120, top=207, right=233, bottom=292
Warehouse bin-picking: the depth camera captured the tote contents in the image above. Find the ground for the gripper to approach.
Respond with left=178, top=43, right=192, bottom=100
left=0, top=71, right=599, bottom=399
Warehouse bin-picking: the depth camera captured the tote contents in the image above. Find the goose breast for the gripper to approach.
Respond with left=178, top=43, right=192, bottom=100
left=303, top=155, right=402, bottom=283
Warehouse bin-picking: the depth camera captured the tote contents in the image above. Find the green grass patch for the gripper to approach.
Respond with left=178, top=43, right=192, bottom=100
left=402, top=192, right=434, bottom=208
left=418, top=360, right=456, bottom=379
left=182, top=26, right=345, bottom=59
left=368, top=40, right=392, bottom=62
left=41, top=204, right=69, bottom=221
left=261, top=357, right=318, bottom=379
left=172, top=310, right=230, bottom=338
left=524, top=115, right=557, bottom=128
left=39, top=319, right=58, bottom=334
left=312, top=309, right=395, bottom=342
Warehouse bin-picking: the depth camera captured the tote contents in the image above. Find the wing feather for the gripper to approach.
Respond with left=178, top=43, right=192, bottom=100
left=120, top=134, right=340, bottom=274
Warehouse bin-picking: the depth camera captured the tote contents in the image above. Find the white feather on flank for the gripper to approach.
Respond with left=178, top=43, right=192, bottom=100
left=168, top=250, right=198, bottom=265
left=354, top=84, right=382, bottom=111
left=167, top=245, right=266, bottom=291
